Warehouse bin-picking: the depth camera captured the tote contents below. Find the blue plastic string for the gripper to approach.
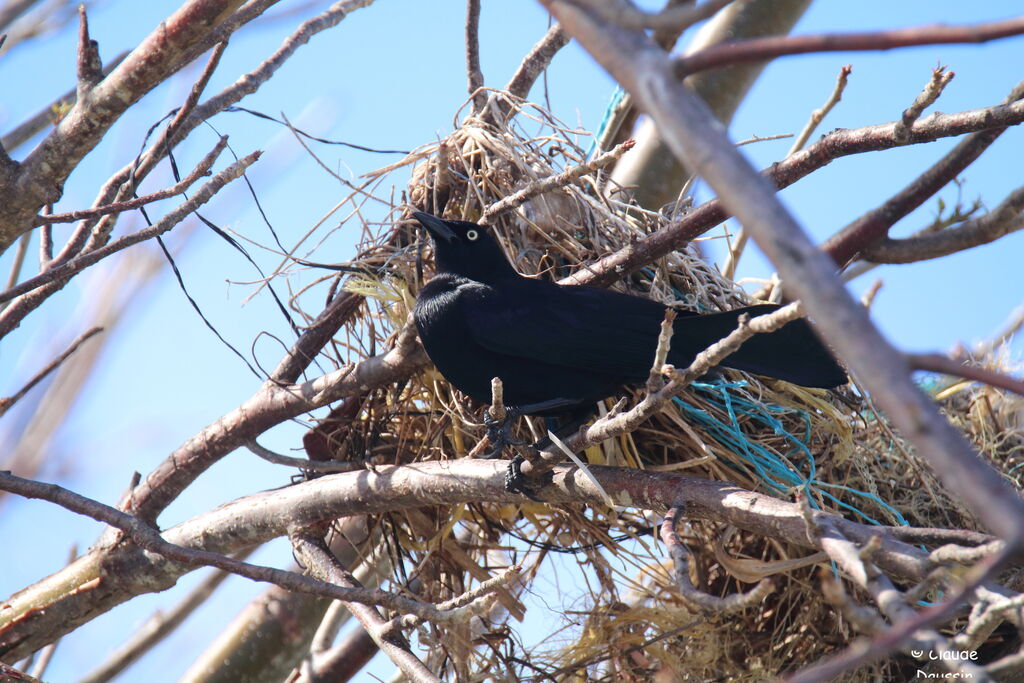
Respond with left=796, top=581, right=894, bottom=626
left=672, top=380, right=909, bottom=527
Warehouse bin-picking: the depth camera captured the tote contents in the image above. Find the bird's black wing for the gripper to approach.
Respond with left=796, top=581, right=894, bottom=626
left=459, top=280, right=669, bottom=380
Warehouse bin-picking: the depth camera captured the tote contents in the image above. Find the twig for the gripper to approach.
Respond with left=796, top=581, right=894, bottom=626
left=75, top=5, right=102, bottom=100
left=563, top=91, right=1024, bottom=288
left=0, top=148, right=257, bottom=309
left=31, top=138, right=227, bottom=226
left=646, top=308, right=676, bottom=393
left=674, top=16, right=1024, bottom=77
left=660, top=504, right=774, bottom=613
left=727, top=64, right=850, bottom=279
left=894, top=65, right=955, bottom=143
left=504, top=24, right=569, bottom=100
left=78, top=556, right=249, bottom=683
left=908, top=352, right=1024, bottom=397
left=521, top=303, right=803, bottom=475
left=481, top=139, right=635, bottom=221
left=0, top=326, right=103, bottom=417
left=3, top=233, right=30, bottom=298
left=861, top=185, right=1024, bottom=264
left=488, top=376, right=506, bottom=424
left=397, top=564, right=521, bottom=629
left=246, top=439, right=366, bottom=472
left=465, top=0, right=486, bottom=113
left=290, top=535, right=442, bottom=683
left=789, top=64, right=852, bottom=155
left=0, top=50, right=129, bottom=152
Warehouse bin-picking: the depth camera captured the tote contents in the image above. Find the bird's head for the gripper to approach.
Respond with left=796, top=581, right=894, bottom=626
left=413, top=212, right=517, bottom=282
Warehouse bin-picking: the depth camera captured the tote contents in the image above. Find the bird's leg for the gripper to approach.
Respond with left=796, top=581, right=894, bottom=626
left=482, top=408, right=525, bottom=459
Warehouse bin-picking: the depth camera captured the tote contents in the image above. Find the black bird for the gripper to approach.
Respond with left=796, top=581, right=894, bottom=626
left=412, top=212, right=845, bottom=421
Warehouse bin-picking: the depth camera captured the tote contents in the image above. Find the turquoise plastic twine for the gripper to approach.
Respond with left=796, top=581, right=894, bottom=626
left=587, top=88, right=628, bottom=159
left=674, top=380, right=910, bottom=527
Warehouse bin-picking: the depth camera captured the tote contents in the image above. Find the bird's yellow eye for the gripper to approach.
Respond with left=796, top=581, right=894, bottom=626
left=465, top=229, right=479, bottom=241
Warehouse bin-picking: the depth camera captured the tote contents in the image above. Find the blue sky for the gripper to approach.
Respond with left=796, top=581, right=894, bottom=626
left=1, top=1, right=1022, bottom=680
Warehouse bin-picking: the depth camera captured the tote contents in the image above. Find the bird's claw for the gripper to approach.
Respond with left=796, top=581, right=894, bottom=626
left=482, top=410, right=525, bottom=459
left=504, top=455, right=541, bottom=500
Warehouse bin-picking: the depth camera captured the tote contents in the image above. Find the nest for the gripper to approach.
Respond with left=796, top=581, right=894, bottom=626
left=289, top=93, right=1023, bottom=681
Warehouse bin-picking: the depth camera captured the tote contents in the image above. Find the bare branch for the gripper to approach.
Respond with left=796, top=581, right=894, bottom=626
left=0, top=144, right=252, bottom=313
left=0, top=326, right=103, bottom=417
left=563, top=92, right=1024, bottom=288
left=894, top=65, right=955, bottom=143
left=674, top=16, right=1024, bottom=77
left=504, top=23, right=569, bottom=100
left=0, top=459, right=939, bottom=659
left=481, top=138, right=635, bottom=221
left=0, top=0, right=251, bottom=253
left=31, top=137, right=228, bottom=226
left=908, top=352, right=1024, bottom=397
left=465, top=0, right=486, bottom=113
left=291, top=535, right=443, bottom=683
left=789, top=64, right=851, bottom=155
left=661, top=505, right=774, bottom=613
left=861, top=185, right=1024, bottom=264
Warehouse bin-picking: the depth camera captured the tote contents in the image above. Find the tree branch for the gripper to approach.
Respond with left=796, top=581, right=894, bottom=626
left=0, top=459, right=940, bottom=660
left=564, top=93, right=1024, bottom=287
left=674, top=15, right=1024, bottom=77
left=861, top=185, right=1024, bottom=264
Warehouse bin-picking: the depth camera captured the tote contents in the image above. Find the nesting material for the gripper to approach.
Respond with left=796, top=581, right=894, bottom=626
left=293, top=93, right=1020, bottom=681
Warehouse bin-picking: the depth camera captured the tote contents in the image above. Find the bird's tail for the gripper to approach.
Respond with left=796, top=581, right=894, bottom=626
left=668, top=304, right=847, bottom=389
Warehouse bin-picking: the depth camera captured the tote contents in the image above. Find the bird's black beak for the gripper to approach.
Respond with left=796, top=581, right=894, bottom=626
left=412, top=212, right=457, bottom=244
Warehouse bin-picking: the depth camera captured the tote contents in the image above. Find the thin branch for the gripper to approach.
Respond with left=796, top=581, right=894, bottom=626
left=246, top=439, right=366, bottom=473
left=908, top=353, right=1024, bottom=397
left=31, top=137, right=228, bottom=226
left=3, top=233, right=30, bottom=298
left=861, top=185, right=1024, bottom=264
left=291, top=535, right=442, bottom=683
left=504, top=24, right=569, bottom=100
left=0, top=50, right=129, bottom=153
left=789, top=64, right=852, bottom=155
left=481, top=138, right=635, bottom=221
left=563, top=93, right=1024, bottom=288
left=674, top=16, right=1024, bottom=77
left=520, top=303, right=803, bottom=475
left=894, top=65, right=955, bottom=143
left=465, top=0, right=486, bottom=113
left=0, top=326, right=103, bottom=417
left=661, top=505, right=774, bottom=613
left=0, top=147, right=255, bottom=311
left=126, top=321, right=426, bottom=523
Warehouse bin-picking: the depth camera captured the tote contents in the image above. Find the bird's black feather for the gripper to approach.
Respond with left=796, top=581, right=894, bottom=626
left=412, top=212, right=846, bottom=415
